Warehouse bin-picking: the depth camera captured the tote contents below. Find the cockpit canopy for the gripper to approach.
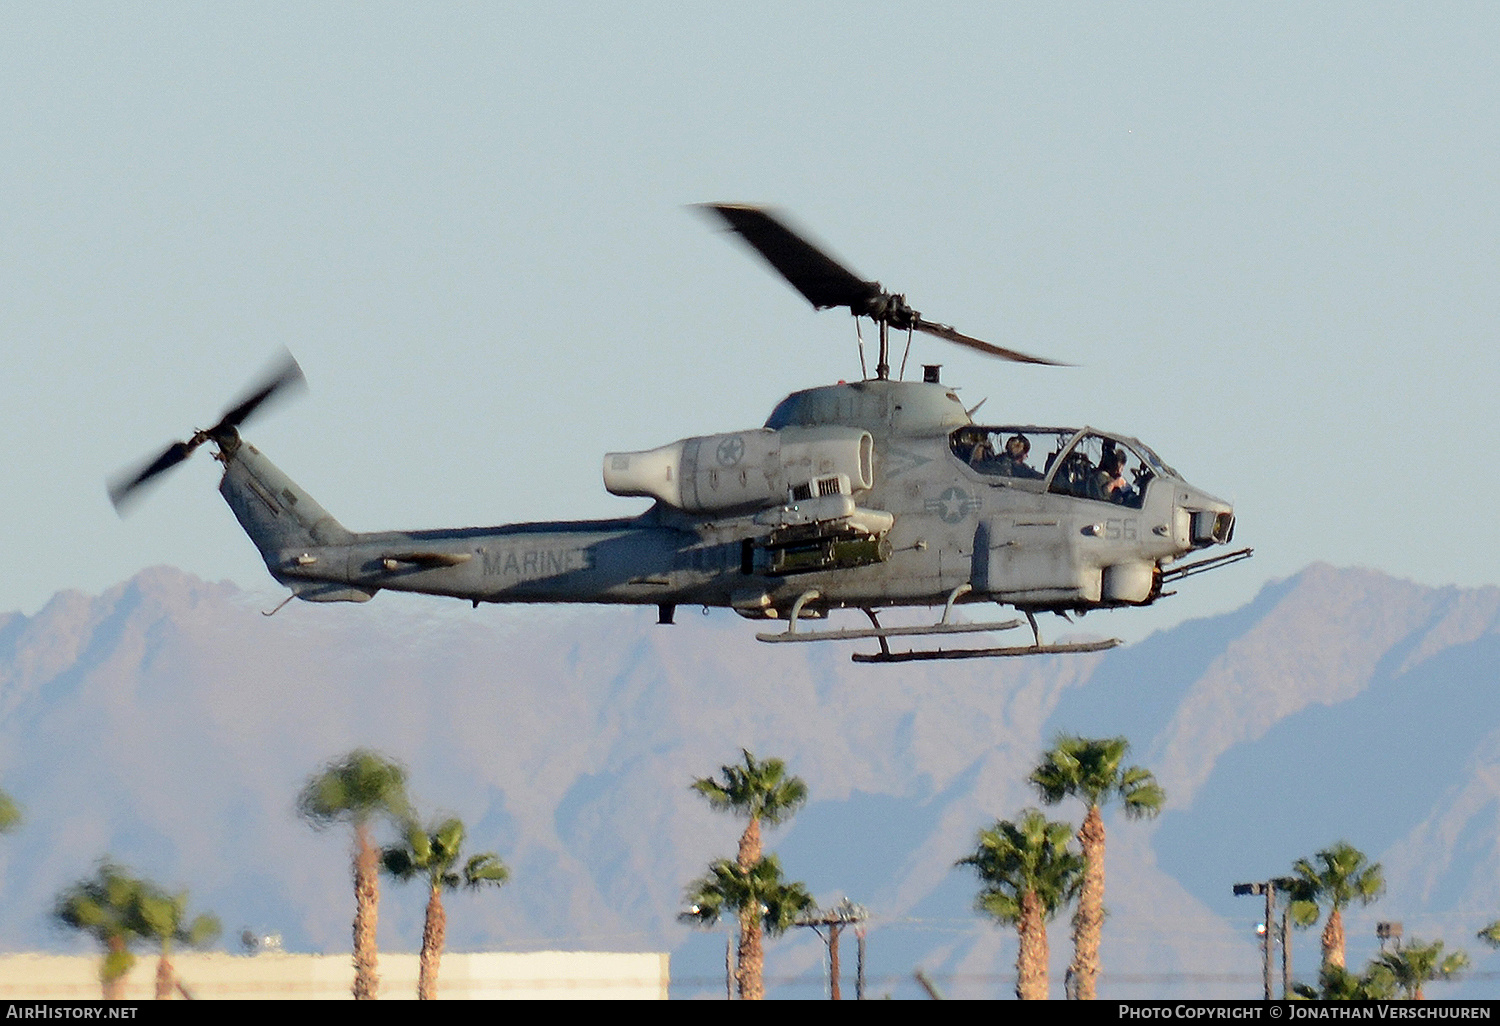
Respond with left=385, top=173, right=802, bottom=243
left=950, top=426, right=1180, bottom=510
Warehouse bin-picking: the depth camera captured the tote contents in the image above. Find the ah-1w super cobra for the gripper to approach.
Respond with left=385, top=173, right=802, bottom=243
left=110, top=205, right=1249, bottom=662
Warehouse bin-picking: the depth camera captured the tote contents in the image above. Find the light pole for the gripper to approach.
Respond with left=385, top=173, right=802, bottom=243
left=1233, top=880, right=1278, bottom=1000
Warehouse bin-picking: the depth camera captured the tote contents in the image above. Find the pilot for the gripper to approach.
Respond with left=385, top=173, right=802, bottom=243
left=1095, top=449, right=1131, bottom=502
left=968, top=434, right=994, bottom=469
left=998, top=434, right=1042, bottom=479
left=954, top=429, right=985, bottom=467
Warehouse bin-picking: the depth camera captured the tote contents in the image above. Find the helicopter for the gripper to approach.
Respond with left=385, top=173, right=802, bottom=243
left=109, top=204, right=1249, bottom=663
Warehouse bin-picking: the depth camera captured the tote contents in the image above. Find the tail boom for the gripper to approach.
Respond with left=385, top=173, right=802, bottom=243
left=218, top=435, right=713, bottom=607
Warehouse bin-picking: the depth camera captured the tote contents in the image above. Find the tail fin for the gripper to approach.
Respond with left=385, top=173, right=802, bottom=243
left=218, top=434, right=377, bottom=603
left=217, top=432, right=353, bottom=558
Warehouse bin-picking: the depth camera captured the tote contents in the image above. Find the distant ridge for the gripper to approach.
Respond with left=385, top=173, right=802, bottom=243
left=0, top=564, right=1497, bottom=999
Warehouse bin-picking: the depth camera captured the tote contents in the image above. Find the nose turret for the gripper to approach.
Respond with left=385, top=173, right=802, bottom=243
left=1175, top=487, right=1235, bottom=550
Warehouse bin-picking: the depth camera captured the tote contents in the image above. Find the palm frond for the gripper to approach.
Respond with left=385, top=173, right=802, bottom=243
left=1371, top=938, right=1468, bottom=999
left=691, top=750, right=808, bottom=825
left=0, top=789, right=20, bottom=834
left=463, top=853, right=509, bottom=889
left=960, top=809, right=1084, bottom=925
left=679, top=854, right=813, bottom=935
left=1030, top=735, right=1163, bottom=819
left=297, top=749, right=410, bottom=829
left=381, top=813, right=508, bottom=894
left=1290, top=842, right=1384, bottom=916
left=1292, top=962, right=1398, bottom=1000
left=53, top=859, right=142, bottom=943
left=380, top=845, right=420, bottom=880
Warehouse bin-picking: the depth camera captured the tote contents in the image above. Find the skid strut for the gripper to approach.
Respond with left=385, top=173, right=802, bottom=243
left=754, top=584, right=1122, bottom=661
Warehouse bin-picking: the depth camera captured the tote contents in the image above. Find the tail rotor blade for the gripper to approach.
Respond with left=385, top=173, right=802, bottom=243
left=108, top=440, right=197, bottom=511
left=108, top=351, right=306, bottom=514
left=214, top=351, right=305, bottom=433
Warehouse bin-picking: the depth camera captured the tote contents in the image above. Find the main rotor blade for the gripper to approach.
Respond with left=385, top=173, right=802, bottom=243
left=214, top=351, right=305, bottom=433
left=108, top=440, right=197, bottom=510
left=700, top=203, right=1067, bottom=369
left=914, top=319, right=1068, bottom=366
left=698, top=204, right=882, bottom=311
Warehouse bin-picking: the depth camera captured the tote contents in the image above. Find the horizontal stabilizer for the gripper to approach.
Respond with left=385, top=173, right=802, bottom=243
left=286, top=583, right=375, bottom=604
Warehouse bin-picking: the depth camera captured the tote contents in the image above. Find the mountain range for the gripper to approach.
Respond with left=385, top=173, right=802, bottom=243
left=1, top=563, right=1497, bottom=999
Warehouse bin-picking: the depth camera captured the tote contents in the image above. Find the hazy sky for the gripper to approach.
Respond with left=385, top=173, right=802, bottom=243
left=3, top=3, right=1497, bottom=642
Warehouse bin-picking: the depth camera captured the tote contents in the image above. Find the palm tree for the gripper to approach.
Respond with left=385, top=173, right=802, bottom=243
left=680, top=853, right=815, bottom=1000
left=1030, top=734, right=1164, bottom=1000
left=1288, top=842, right=1384, bottom=971
left=1291, top=962, right=1398, bottom=1000
left=53, top=860, right=146, bottom=999
left=1371, top=939, right=1468, bottom=1000
left=381, top=815, right=509, bottom=999
left=692, top=749, right=808, bottom=871
left=297, top=749, right=411, bottom=1000
left=1477, top=921, right=1500, bottom=948
left=958, top=808, right=1084, bottom=1000
left=691, top=751, right=809, bottom=1000
left=131, top=882, right=220, bottom=999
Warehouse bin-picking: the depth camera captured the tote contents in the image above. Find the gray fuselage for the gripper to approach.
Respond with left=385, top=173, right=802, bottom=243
left=217, top=379, right=1234, bottom=620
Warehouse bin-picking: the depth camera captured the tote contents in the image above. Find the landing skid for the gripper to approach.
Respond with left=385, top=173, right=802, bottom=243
left=851, top=638, right=1121, bottom=663
left=753, top=586, right=1123, bottom=662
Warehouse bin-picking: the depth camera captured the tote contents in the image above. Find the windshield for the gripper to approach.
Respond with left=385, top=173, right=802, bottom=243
left=1045, top=432, right=1159, bottom=509
left=950, top=427, right=1076, bottom=482
left=1132, top=439, right=1180, bottom=480
left=950, top=426, right=1173, bottom=510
